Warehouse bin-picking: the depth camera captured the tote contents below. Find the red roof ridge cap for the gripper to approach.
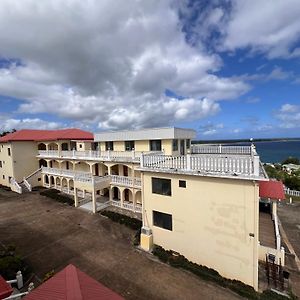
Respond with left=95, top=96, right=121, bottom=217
left=66, top=264, right=83, bottom=300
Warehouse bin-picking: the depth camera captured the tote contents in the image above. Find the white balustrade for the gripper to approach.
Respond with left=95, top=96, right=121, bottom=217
left=142, top=153, right=260, bottom=177
left=284, top=188, right=300, bottom=197
left=191, top=145, right=254, bottom=155
left=10, top=178, right=22, bottom=194
left=23, top=178, right=32, bottom=192
left=110, top=175, right=141, bottom=188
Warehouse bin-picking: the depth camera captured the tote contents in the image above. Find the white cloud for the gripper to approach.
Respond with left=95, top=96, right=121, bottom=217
left=0, top=0, right=249, bottom=130
left=275, top=103, right=300, bottom=128
left=199, top=123, right=224, bottom=136
left=0, top=116, right=62, bottom=131
left=220, top=0, right=300, bottom=58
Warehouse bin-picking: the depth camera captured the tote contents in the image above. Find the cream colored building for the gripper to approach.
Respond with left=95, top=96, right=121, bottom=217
left=0, top=127, right=285, bottom=291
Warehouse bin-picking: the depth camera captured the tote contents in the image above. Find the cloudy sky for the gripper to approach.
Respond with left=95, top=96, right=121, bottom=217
left=0, top=0, right=300, bottom=139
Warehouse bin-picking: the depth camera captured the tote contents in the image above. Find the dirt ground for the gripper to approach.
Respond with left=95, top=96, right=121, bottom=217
left=278, top=201, right=300, bottom=297
left=0, top=189, right=242, bottom=300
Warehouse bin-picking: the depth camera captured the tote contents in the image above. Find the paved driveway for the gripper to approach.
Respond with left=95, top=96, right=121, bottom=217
left=0, top=189, right=242, bottom=300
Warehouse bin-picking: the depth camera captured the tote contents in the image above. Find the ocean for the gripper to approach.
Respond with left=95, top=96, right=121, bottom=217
left=226, top=140, right=300, bottom=163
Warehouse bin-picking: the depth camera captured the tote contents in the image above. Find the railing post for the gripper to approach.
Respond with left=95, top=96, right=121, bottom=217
left=219, top=144, right=222, bottom=154
left=186, top=154, right=191, bottom=171
left=140, top=152, right=144, bottom=168
left=253, top=155, right=260, bottom=176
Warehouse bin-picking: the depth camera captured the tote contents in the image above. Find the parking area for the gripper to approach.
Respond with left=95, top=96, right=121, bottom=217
left=0, top=189, right=241, bottom=300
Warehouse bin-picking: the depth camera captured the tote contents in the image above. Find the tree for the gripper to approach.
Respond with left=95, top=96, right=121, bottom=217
left=0, top=129, right=16, bottom=137
left=282, top=157, right=300, bottom=165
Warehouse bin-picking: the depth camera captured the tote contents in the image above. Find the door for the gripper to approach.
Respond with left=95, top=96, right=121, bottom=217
left=95, top=164, right=99, bottom=176
left=180, top=140, right=185, bottom=155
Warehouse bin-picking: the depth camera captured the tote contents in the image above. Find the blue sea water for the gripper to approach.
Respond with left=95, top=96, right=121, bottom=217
left=227, top=140, right=300, bottom=163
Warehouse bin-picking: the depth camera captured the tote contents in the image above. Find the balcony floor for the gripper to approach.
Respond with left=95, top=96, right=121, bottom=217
left=259, top=211, right=276, bottom=249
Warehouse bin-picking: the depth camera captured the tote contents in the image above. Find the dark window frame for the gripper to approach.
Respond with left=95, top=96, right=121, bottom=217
left=105, top=141, right=114, bottom=151
left=149, top=140, right=162, bottom=151
left=172, top=139, right=178, bottom=151
left=179, top=180, right=186, bottom=188
left=152, top=177, right=172, bottom=196
left=8, top=148, right=11, bottom=156
left=153, top=210, right=173, bottom=231
left=125, top=140, right=135, bottom=151
left=186, top=139, right=191, bottom=149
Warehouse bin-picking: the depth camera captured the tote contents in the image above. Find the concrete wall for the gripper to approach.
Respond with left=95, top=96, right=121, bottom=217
left=0, top=142, right=14, bottom=186
left=11, top=141, right=39, bottom=182
left=141, top=171, right=259, bottom=289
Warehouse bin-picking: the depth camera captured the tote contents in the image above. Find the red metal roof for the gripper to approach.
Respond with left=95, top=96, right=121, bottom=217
left=24, top=264, right=124, bottom=300
left=259, top=180, right=285, bottom=200
left=0, top=276, right=13, bottom=299
left=0, top=129, right=93, bottom=142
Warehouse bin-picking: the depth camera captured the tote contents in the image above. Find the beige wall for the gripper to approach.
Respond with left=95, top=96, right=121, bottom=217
left=76, top=141, right=92, bottom=151
left=142, top=171, right=259, bottom=289
left=0, top=142, right=14, bottom=186
left=11, top=141, right=39, bottom=182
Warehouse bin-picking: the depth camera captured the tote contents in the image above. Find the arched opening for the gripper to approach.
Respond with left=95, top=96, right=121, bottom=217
left=61, top=142, right=69, bottom=151
left=38, top=143, right=47, bottom=150
left=48, top=142, right=58, bottom=150
left=49, top=160, right=59, bottom=169
left=110, top=164, right=132, bottom=176
left=123, top=188, right=133, bottom=203
left=69, top=179, right=74, bottom=192
left=61, top=161, right=71, bottom=170
left=61, top=178, right=68, bottom=189
left=50, top=176, right=55, bottom=185
left=135, top=190, right=142, bottom=204
left=112, top=187, right=120, bottom=200
left=74, top=162, right=90, bottom=173
left=44, top=175, right=49, bottom=184
left=39, top=159, right=47, bottom=168
left=56, top=177, right=61, bottom=188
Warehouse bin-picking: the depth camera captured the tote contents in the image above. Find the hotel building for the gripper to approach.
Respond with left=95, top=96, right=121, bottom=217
left=0, top=127, right=285, bottom=290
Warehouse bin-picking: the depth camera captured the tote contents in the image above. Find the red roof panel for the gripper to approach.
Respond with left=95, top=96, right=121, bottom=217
left=24, top=264, right=124, bottom=300
left=0, top=276, right=13, bottom=299
left=259, top=180, right=285, bottom=200
left=0, top=129, right=93, bottom=142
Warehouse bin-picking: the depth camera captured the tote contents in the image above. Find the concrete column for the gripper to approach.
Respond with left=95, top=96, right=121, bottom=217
left=272, top=201, right=277, bottom=218
left=118, top=165, right=123, bottom=176
left=67, top=179, right=70, bottom=194
left=74, top=188, right=78, bottom=207
left=82, top=189, right=85, bottom=198
left=108, top=166, right=111, bottom=175
left=133, top=190, right=136, bottom=212
left=92, top=190, right=97, bottom=214
left=109, top=187, right=113, bottom=202
left=54, top=176, right=57, bottom=189
left=89, top=163, right=93, bottom=175
left=120, top=188, right=124, bottom=208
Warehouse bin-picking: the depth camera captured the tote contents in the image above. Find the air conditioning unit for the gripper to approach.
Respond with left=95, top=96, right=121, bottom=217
left=141, top=227, right=152, bottom=236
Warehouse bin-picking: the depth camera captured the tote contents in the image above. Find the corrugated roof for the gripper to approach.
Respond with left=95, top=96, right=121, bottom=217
left=259, top=180, right=285, bottom=200
left=24, top=264, right=124, bottom=300
left=0, top=275, right=13, bottom=299
left=0, top=129, right=93, bottom=142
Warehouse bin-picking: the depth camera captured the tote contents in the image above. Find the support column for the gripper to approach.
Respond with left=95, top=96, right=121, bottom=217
left=120, top=188, right=124, bottom=208
left=54, top=177, right=57, bottom=189
left=109, top=187, right=113, bottom=202
left=89, top=163, right=94, bottom=175
left=133, top=190, right=136, bottom=212
left=67, top=179, right=70, bottom=194
left=74, top=188, right=78, bottom=207
left=92, top=189, right=97, bottom=214
left=82, top=189, right=85, bottom=198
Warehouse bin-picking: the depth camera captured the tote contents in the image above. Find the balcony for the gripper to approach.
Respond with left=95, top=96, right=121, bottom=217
left=140, top=151, right=267, bottom=180
left=41, top=167, right=141, bottom=189
left=38, top=150, right=146, bottom=163
left=191, top=144, right=255, bottom=155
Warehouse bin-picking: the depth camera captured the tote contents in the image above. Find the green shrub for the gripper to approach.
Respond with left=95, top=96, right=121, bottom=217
left=43, top=270, right=55, bottom=282
left=40, top=189, right=74, bottom=206
left=100, top=210, right=142, bottom=231
left=0, top=246, right=31, bottom=281
left=152, top=245, right=297, bottom=300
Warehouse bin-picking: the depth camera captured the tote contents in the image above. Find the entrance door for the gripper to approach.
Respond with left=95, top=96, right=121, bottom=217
left=95, top=164, right=99, bottom=176
left=123, top=166, right=128, bottom=176
left=180, top=140, right=185, bottom=155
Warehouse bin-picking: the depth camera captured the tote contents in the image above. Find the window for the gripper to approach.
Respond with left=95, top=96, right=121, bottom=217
left=125, top=141, right=135, bottom=151
left=8, top=148, right=11, bottom=156
left=179, top=180, right=186, bottom=188
left=0, top=161, right=2, bottom=168
left=150, top=140, right=162, bottom=151
left=66, top=161, right=69, bottom=170
left=79, top=144, right=83, bottom=149
left=152, top=177, right=171, bottom=196
left=186, top=139, right=190, bottom=149
left=153, top=211, right=172, bottom=231
left=172, top=139, right=178, bottom=151
left=105, top=141, right=114, bottom=151
left=2, top=175, right=4, bottom=179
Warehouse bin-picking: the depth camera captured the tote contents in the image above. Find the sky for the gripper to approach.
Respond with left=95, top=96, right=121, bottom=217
left=0, top=0, right=300, bottom=139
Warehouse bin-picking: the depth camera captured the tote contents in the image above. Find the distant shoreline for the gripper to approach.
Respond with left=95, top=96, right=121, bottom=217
left=192, top=137, right=300, bottom=145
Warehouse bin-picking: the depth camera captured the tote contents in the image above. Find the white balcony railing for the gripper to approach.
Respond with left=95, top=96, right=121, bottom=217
left=10, top=178, right=22, bottom=194
left=285, top=188, right=300, bottom=197
left=191, top=144, right=255, bottom=155
left=41, top=167, right=141, bottom=188
left=141, top=153, right=261, bottom=177
left=110, top=175, right=141, bottom=188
